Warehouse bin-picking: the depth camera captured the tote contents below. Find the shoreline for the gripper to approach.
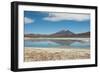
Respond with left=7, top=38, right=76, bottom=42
left=24, top=37, right=90, bottom=41
left=24, top=47, right=90, bottom=62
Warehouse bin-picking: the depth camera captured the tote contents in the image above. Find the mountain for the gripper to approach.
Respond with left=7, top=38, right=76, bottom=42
left=24, top=34, right=48, bottom=38
left=51, top=30, right=75, bottom=37
left=52, top=30, right=74, bottom=35
left=24, top=30, right=90, bottom=38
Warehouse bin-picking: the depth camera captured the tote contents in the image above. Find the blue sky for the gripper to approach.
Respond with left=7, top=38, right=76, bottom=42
left=24, top=11, right=90, bottom=34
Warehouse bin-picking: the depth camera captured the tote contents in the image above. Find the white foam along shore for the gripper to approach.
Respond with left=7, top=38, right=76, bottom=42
left=24, top=47, right=90, bottom=62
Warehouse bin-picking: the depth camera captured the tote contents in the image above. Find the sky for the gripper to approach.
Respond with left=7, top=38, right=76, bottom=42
left=24, top=11, right=90, bottom=34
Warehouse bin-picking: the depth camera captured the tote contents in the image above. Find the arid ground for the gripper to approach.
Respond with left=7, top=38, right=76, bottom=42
left=24, top=47, right=90, bottom=62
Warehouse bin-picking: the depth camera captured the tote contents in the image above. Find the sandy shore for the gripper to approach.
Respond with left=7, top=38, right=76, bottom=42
left=24, top=47, right=90, bottom=62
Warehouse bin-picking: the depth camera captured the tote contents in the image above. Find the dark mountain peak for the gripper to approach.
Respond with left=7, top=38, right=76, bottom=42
left=54, top=29, right=74, bottom=35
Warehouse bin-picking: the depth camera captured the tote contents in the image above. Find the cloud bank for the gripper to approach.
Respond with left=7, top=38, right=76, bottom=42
left=43, top=12, right=90, bottom=22
left=24, top=17, right=34, bottom=24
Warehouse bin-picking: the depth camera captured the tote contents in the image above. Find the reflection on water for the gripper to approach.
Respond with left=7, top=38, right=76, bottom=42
left=24, top=39, right=90, bottom=49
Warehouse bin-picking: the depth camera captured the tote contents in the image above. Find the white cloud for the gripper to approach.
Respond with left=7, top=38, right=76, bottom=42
left=43, top=12, right=90, bottom=22
left=24, top=17, right=34, bottom=24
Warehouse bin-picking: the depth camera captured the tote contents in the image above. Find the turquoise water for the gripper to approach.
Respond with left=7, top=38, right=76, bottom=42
left=24, top=39, right=90, bottom=49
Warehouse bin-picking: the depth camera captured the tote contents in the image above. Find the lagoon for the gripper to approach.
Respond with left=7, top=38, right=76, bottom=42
left=24, top=38, right=90, bottom=49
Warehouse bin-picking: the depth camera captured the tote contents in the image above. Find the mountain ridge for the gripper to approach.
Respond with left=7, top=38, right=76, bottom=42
left=24, top=30, right=90, bottom=38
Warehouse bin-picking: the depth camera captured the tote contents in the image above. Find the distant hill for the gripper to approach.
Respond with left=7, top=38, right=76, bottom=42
left=24, top=30, right=90, bottom=38
left=76, top=32, right=90, bottom=37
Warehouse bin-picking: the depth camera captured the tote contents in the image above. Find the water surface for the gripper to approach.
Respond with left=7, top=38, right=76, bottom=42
left=24, top=39, right=90, bottom=49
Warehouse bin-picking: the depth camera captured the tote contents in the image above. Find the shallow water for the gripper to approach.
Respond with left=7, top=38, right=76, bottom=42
left=24, top=39, right=90, bottom=49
